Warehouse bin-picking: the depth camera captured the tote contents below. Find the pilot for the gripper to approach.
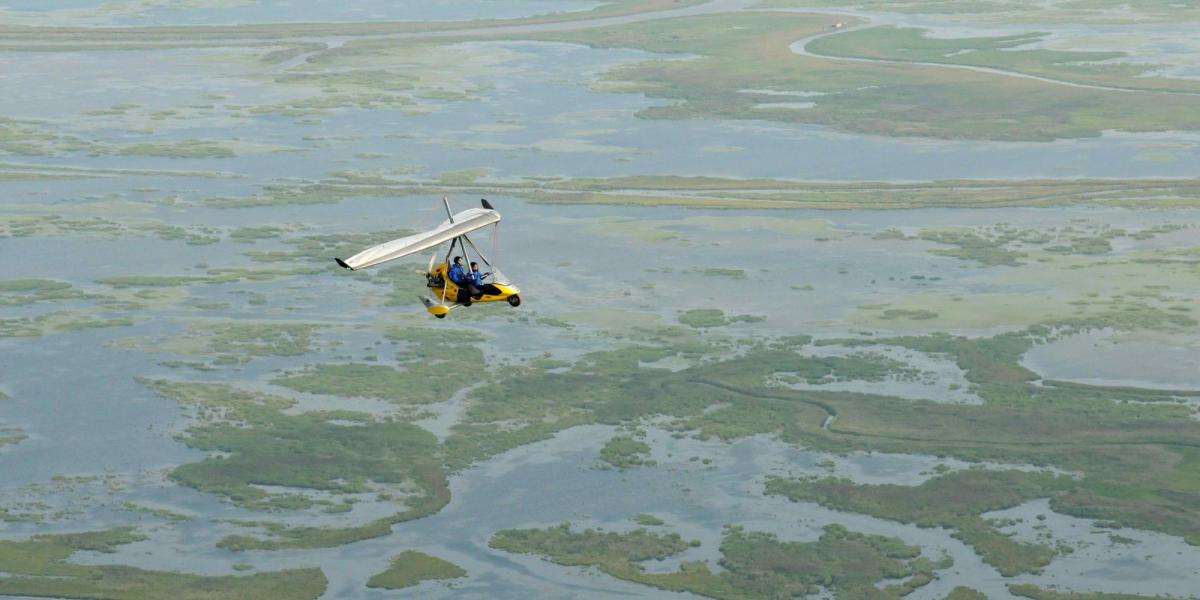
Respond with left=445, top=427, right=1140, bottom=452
left=450, top=256, right=480, bottom=303
left=469, top=262, right=498, bottom=298
left=448, top=257, right=467, bottom=286
left=469, top=262, right=487, bottom=286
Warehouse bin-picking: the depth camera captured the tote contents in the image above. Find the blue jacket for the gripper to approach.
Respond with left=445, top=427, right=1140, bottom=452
left=470, top=270, right=487, bottom=286
left=448, top=263, right=467, bottom=285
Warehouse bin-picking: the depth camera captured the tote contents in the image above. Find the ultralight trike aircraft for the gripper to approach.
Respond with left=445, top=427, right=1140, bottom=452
left=335, top=197, right=520, bottom=318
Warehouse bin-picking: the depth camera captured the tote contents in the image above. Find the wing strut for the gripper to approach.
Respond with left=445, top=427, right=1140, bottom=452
left=462, top=234, right=494, bottom=270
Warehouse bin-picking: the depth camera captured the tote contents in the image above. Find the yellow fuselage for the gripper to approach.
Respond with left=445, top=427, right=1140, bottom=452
left=428, top=263, right=519, bottom=307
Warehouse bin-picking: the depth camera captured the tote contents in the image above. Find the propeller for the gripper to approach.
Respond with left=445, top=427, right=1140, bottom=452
left=427, top=252, right=437, bottom=273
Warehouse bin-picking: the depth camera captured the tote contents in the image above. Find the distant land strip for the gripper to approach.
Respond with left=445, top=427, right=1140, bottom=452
left=256, top=175, right=1200, bottom=210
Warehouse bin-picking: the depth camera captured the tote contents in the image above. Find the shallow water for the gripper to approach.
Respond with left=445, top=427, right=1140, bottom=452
left=777, top=3, right=1200, bottom=75
left=779, top=342, right=982, bottom=404
left=1023, top=329, right=1200, bottom=390
left=0, top=325, right=205, bottom=488
left=6, top=38, right=1200, bottom=186
left=4, top=2, right=1200, bottom=598
left=0, top=0, right=602, bottom=26
left=988, top=498, right=1200, bottom=598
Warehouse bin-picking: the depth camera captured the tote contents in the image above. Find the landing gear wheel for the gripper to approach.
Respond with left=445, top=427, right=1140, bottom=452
left=435, top=314, right=446, bottom=319
left=507, top=294, right=521, bottom=307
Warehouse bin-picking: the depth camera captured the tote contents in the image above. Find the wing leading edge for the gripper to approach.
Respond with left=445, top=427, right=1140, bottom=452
left=336, top=207, right=500, bottom=271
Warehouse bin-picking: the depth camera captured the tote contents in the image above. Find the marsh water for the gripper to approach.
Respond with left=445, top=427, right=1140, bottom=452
left=3, top=1, right=1200, bottom=599
left=0, top=1, right=604, bottom=26
left=5, top=196, right=1199, bottom=598
left=4, top=38, right=1200, bottom=186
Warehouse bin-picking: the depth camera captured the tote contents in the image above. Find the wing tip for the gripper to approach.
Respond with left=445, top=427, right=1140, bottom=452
left=335, top=258, right=353, bottom=270
left=481, top=198, right=494, bottom=210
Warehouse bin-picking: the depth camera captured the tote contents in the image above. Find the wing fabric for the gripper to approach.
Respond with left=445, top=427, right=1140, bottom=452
left=338, top=208, right=500, bottom=270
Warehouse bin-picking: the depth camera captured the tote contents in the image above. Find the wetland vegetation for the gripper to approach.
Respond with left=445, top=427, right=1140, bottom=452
left=371, top=309, right=1200, bottom=582
left=0, top=428, right=24, bottom=448
left=0, top=528, right=327, bottom=599
left=141, top=379, right=450, bottom=549
left=755, top=0, right=1200, bottom=24
left=365, top=550, right=466, bottom=590
left=197, top=175, right=1200, bottom=211
left=1007, top=586, right=1183, bottom=600
left=599, top=433, right=654, bottom=469
left=808, top=27, right=1200, bottom=94
left=272, top=327, right=486, bottom=405
left=767, top=470, right=1071, bottom=576
left=523, top=12, right=1200, bottom=140
left=492, top=522, right=945, bottom=599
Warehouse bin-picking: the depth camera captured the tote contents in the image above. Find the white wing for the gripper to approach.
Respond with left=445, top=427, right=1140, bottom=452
left=336, top=208, right=500, bottom=271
